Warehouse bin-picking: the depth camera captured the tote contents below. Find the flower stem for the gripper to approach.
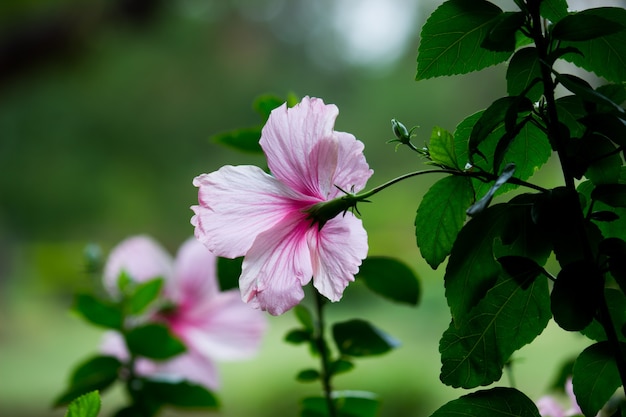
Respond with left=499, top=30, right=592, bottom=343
left=313, top=290, right=337, bottom=417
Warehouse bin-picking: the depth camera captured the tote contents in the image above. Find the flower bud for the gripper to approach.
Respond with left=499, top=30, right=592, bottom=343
left=391, top=118, right=411, bottom=143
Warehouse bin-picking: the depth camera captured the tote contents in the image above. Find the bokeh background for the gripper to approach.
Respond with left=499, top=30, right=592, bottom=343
left=1, top=0, right=622, bottom=416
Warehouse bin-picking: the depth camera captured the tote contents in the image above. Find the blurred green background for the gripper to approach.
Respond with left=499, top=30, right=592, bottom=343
left=0, top=0, right=604, bottom=416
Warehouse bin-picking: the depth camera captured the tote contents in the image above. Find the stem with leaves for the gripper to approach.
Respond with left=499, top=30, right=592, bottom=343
left=313, top=290, right=338, bottom=417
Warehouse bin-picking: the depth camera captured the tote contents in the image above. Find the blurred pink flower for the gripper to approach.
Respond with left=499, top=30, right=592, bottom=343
left=536, top=378, right=584, bottom=417
left=101, top=235, right=266, bottom=390
left=191, top=96, right=373, bottom=315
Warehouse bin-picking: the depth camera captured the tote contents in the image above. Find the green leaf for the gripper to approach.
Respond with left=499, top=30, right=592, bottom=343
left=252, top=94, right=286, bottom=121
left=332, top=319, right=399, bottom=357
left=142, top=379, right=219, bottom=408
left=540, top=0, right=569, bottom=23
left=73, top=294, right=123, bottom=330
left=555, top=73, right=626, bottom=117
left=467, top=163, right=516, bottom=217
left=481, top=12, right=525, bottom=52
left=440, top=271, right=550, bottom=388
left=582, top=288, right=626, bottom=342
left=416, top=0, right=512, bottom=80
left=497, top=255, right=545, bottom=289
left=356, top=256, right=420, bottom=305
left=210, top=127, right=263, bottom=154
left=216, top=256, right=242, bottom=291
left=552, top=13, right=624, bottom=41
left=329, top=359, right=355, bottom=376
left=415, top=175, right=474, bottom=269
left=65, top=391, right=101, bottom=417
left=301, top=391, right=379, bottom=417
left=469, top=97, right=519, bottom=160
left=583, top=135, right=622, bottom=185
left=592, top=183, right=626, bottom=207
left=573, top=342, right=623, bottom=417
left=561, top=8, right=626, bottom=83
left=125, top=323, right=186, bottom=360
left=551, top=260, right=603, bottom=331
left=429, top=387, right=542, bottom=417
left=285, top=329, right=311, bottom=344
left=296, top=369, right=320, bottom=382
left=128, top=278, right=163, bottom=315
left=54, top=356, right=121, bottom=406
left=507, top=47, right=543, bottom=102
left=429, top=126, right=459, bottom=169
left=293, top=304, right=315, bottom=332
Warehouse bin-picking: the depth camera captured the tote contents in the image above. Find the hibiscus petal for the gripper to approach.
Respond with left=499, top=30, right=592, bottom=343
left=239, top=215, right=313, bottom=315
left=309, top=214, right=368, bottom=302
left=260, top=97, right=341, bottom=198
left=181, top=290, right=266, bottom=361
left=169, top=238, right=219, bottom=306
left=329, top=131, right=373, bottom=198
left=103, top=235, right=173, bottom=297
left=191, top=165, right=309, bottom=258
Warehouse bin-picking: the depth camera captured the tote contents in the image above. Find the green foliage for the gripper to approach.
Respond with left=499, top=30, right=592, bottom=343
left=332, top=320, right=399, bottom=357
left=415, top=175, right=474, bottom=269
left=416, top=0, right=513, bottom=80
left=65, top=391, right=101, bottom=417
left=73, top=294, right=123, bottom=330
left=301, top=391, right=379, bottom=417
left=216, top=256, right=243, bottom=291
left=139, top=380, right=219, bottom=409
left=127, top=278, right=163, bottom=315
left=428, top=126, right=461, bottom=169
left=356, top=256, right=420, bottom=305
left=55, top=356, right=121, bottom=406
left=125, top=323, right=186, bottom=360
left=573, top=342, right=624, bottom=417
left=428, top=387, right=541, bottom=417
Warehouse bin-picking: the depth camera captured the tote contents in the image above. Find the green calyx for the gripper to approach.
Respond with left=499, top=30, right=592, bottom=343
left=304, top=187, right=367, bottom=230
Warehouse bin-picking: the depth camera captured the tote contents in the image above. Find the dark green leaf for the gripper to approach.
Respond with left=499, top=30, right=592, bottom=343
left=357, top=256, right=420, bottom=305
left=469, top=97, right=519, bottom=161
left=507, top=48, right=543, bottom=102
left=555, top=73, right=626, bottom=117
left=73, top=294, right=123, bottom=330
left=128, top=278, right=163, bottom=315
left=552, top=13, right=624, bottom=41
left=597, top=83, right=626, bottom=106
left=561, top=8, right=626, bottom=83
left=252, top=94, right=285, bottom=121
left=329, top=359, right=354, bottom=376
left=497, top=255, right=545, bottom=289
left=210, top=127, right=263, bottom=154
left=440, top=272, right=550, bottom=388
left=540, top=0, right=569, bottom=23
left=467, top=163, right=516, bottom=216
left=332, top=319, right=399, bottom=357
left=592, top=184, right=626, bottom=207
left=285, top=329, right=311, bottom=344
left=54, top=356, right=121, bottom=406
left=551, top=260, right=603, bottom=331
left=293, top=304, right=315, bottom=332
left=429, top=387, right=541, bottom=417
left=415, top=176, right=474, bottom=270
left=584, top=135, right=622, bottom=185
left=582, top=289, right=626, bottom=342
left=65, top=391, right=101, bottom=417
left=216, top=256, right=242, bottom=291
left=301, top=391, right=379, bottom=417
left=573, top=342, right=623, bottom=417
left=556, top=95, right=587, bottom=139
left=125, top=323, right=186, bottom=360
left=481, top=12, right=525, bottom=52
left=429, top=126, right=459, bottom=169
left=142, top=379, right=219, bottom=408
left=296, top=369, right=320, bottom=382
left=416, top=0, right=512, bottom=80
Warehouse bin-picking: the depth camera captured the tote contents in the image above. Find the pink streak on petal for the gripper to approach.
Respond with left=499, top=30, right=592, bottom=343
left=177, top=290, right=267, bottom=361
left=103, top=235, right=173, bottom=297
left=329, top=131, right=373, bottom=198
left=239, top=215, right=313, bottom=315
left=260, top=97, right=341, bottom=198
left=309, top=214, right=368, bottom=301
left=168, top=238, right=219, bottom=306
left=191, top=165, right=312, bottom=258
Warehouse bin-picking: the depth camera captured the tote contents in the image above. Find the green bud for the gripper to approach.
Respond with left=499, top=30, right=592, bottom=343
left=391, top=118, right=411, bottom=142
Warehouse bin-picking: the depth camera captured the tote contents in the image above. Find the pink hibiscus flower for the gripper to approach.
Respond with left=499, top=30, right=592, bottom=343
left=191, top=96, right=373, bottom=315
left=536, top=378, right=584, bottom=417
left=100, top=235, right=267, bottom=390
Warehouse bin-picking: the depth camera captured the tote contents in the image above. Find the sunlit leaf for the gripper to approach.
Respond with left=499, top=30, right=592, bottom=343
left=573, top=342, right=623, bottom=417
left=357, top=256, right=420, bottom=305
left=416, top=175, right=474, bottom=269
left=440, top=272, right=550, bottom=388
left=540, top=0, right=569, bottom=23
left=429, top=387, right=541, bottom=417
left=65, top=391, right=101, bottom=417
left=332, top=320, right=399, bottom=357
left=128, top=277, right=163, bottom=315
left=416, top=0, right=512, bottom=80
left=428, top=126, right=459, bottom=169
